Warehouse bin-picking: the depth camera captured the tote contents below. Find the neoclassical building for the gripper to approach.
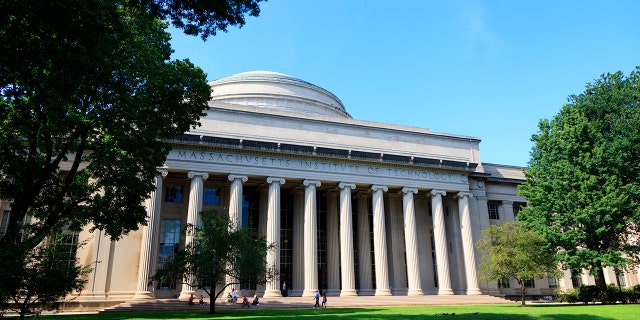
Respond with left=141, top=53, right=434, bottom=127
left=4, top=71, right=635, bottom=305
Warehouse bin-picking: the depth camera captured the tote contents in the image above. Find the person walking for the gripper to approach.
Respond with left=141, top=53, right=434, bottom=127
left=313, top=290, right=320, bottom=308
left=321, top=292, right=327, bottom=308
left=232, top=288, right=238, bottom=304
left=281, top=281, right=288, bottom=297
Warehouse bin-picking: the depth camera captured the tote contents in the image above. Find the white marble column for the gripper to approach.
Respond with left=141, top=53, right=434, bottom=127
left=228, top=174, right=248, bottom=229
left=339, top=182, right=358, bottom=296
left=431, top=189, right=453, bottom=295
left=292, top=188, right=305, bottom=296
left=255, top=187, right=268, bottom=297
left=302, top=179, right=321, bottom=297
left=326, top=190, right=340, bottom=296
left=134, top=169, right=167, bottom=300
left=401, top=187, right=424, bottom=296
left=179, top=171, right=208, bottom=300
left=264, top=177, right=285, bottom=297
left=357, top=191, right=373, bottom=295
left=371, top=185, right=391, bottom=296
left=458, top=192, right=482, bottom=295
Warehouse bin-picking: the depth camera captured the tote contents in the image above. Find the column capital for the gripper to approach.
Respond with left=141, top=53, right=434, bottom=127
left=430, top=189, right=446, bottom=197
left=228, top=174, right=248, bottom=183
left=401, top=187, right=418, bottom=195
left=371, top=185, right=388, bottom=192
left=187, top=171, right=208, bottom=180
left=266, top=176, right=285, bottom=185
left=303, top=179, right=321, bottom=188
left=157, top=168, right=168, bottom=178
left=457, top=191, right=473, bottom=199
left=338, top=182, right=356, bottom=190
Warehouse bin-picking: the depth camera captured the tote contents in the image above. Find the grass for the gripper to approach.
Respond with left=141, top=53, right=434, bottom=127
left=35, top=304, right=640, bottom=320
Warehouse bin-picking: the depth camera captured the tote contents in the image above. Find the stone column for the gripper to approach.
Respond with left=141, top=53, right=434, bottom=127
left=357, top=191, right=373, bottom=295
left=264, top=177, right=285, bottom=297
left=401, top=187, right=424, bottom=296
left=339, top=182, right=358, bottom=296
left=302, top=179, right=321, bottom=297
left=134, top=169, right=167, bottom=300
left=326, top=190, right=340, bottom=296
left=431, top=189, right=453, bottom=295
left=458, top=192, right=482, bottom=295
left=228, top=174, right=248, bottom=229
left=255, top=187, right=268, bottom=297
left=292, top=188, right=305, bottom=296
left=371, top=185, right=391, bottom=296
left=179, top=171, right=208, bottom=300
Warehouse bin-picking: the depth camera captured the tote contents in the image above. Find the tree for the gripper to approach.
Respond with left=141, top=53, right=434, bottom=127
left=0, top=232, right=90, bottom=320
left=0, top=0, right=264, bottom=313
left=476, top=222, right=559, bottom=306
left=517, top=68, right=640, bottom=301
left=154, top=209, right=274, bottom=314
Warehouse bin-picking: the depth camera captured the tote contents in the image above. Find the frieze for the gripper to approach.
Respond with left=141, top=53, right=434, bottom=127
left=169, top=149, right=468, bottom=184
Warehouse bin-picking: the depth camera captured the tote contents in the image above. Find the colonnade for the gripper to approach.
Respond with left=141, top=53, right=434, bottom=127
left=134, top=171, right=482, bottom=299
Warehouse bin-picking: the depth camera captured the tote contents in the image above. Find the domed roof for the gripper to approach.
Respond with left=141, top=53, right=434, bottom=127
left=209, top=71, right=351, bottom=118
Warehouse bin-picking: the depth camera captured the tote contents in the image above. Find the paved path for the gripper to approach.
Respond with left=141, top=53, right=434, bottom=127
left=99, top=295, right=512, bottom=313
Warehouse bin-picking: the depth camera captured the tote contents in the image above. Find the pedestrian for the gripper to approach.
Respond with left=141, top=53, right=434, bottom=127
left=281, top=281, right=288, bottom=297
left=313, top=290, right=320, bottom=308
left=232, top=288, right=238, bottom=304
left=321, top=292, right=327, bottom=308
left=199, top=295, right=204, bottom=305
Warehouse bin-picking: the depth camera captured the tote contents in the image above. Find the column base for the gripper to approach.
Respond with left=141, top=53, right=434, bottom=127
left=262, top=289, right=283, bottom=298
left=466, top=288, right=483, bottom=295
left=407, top=288, right=424, bottom=296
left=178, top=290, right=197, bottom=301
left=375, top=289, right=392, bottom=296
left=302, top=289, right=318, bottom=297
left=438, top=288, right=455, bottom=295
left=340, top=289, right=358, bottom=297
left=132, top=291, right=156, bottom=300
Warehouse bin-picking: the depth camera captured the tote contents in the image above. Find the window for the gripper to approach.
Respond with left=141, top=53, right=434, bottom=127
left=157, top=219, right=181, bottom=290
left=203, top=188, right=220, bottom=205
left=498, top=277, right=510, bottom=288
left=0, top=210, right=9, bottom=239
left=165, top=185, right=183, bottom=203
left=513, top=203, right=523, bottom=220
left=488, top=202, right=500, bottom=220
left=571, top=273, right=582, bottom=288
left=548, top=274, right=559, bottom=288
left=616, top=269, right=626, bottom=287
left=523, top=279, right=535, bottom=288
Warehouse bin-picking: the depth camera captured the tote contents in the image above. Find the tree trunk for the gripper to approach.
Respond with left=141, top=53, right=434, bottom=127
left=518, top=279, right=527, bottom=307
left=596, top=264, right=609, bottom=303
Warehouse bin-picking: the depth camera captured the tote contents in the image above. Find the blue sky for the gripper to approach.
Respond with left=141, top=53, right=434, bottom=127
left=169, top=0, right=639, bottom=167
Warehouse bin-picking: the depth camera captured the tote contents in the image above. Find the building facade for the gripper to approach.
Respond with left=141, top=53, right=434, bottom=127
left=4, top=71, right=636, bottom=304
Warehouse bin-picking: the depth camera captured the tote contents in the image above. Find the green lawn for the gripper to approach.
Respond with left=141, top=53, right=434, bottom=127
left=37, top=304, right=640, bottom=320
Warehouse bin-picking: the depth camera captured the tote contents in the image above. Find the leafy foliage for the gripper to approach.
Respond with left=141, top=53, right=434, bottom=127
left=0, top=232, right=90, bottom=319
left=517, top=68, right=640, bottom=296
left=476, top=222, right=559, bottom=306
left=154, top=210, right=274, bottom=314
left=0, top=0, right=264, bottom=313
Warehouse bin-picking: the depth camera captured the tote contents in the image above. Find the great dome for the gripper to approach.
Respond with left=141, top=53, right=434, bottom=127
left=208, top=71, right=351, bottom=118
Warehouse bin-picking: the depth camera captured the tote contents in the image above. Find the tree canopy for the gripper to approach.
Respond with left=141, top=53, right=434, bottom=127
left=517, top=68, right=640, bottom=294
left=0, top=0, right=264, bottom=314
left=476, top=222, right=559, bottom=306
left=154, top=210, right=274, bottom=314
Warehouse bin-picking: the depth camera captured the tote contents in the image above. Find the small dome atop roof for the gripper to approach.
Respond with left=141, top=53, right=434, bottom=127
left=209, top=71, right=351, bottom=118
